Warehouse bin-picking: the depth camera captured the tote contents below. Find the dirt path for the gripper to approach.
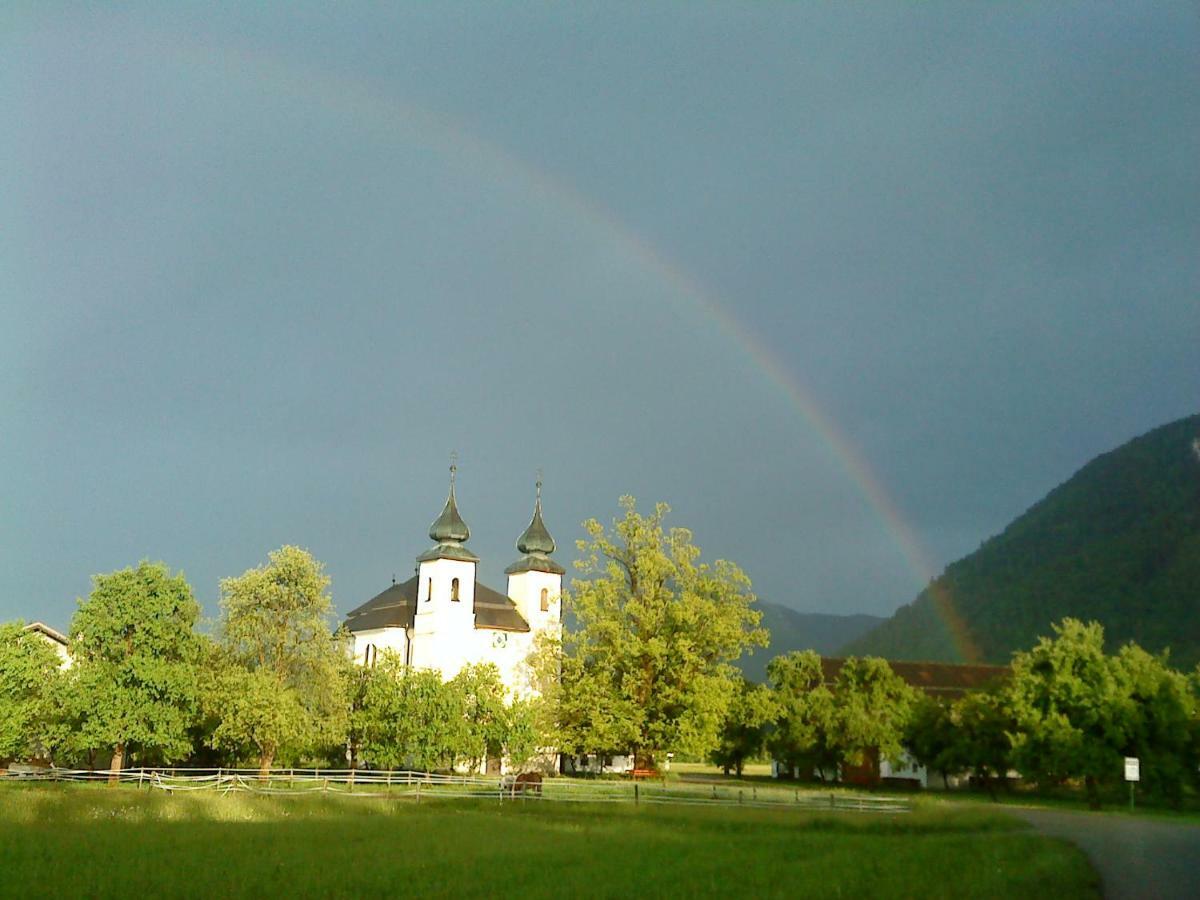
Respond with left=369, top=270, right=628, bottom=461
left=1012, top=807, right=1200, bottom=899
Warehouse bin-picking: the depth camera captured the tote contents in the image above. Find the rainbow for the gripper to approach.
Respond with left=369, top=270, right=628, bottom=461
left=169, top=42, right=980, bottom=662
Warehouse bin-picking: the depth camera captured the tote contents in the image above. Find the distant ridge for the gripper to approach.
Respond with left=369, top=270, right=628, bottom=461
left=842, top=413, right=1200, bottom=668
left=737, top=603, right=883, bottom=682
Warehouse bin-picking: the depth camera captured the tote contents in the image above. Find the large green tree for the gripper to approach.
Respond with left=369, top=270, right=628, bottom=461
left=553, top=497, right=766, bottom=766
left=210, top=546, right=347, bottom=775
left=767, top=650, right=838, bottom=780
left=0, top=623, right=64, bottom=765
left=67, top=561, right=202, bottom=776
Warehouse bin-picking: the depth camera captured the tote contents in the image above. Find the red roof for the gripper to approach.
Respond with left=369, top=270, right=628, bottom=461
left=820, top=657, right=1008, bottom=698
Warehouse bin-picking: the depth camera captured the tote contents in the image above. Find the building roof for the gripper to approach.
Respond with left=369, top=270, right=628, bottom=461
left=23, top=621, right=68, bottom=646
left=343, top=577, right=419, bottom=631
left=342, top=575, right=529, bottom=634
left=819, top=657, right=1009, bottom=699
left=472, top=582, right=531, bottom=632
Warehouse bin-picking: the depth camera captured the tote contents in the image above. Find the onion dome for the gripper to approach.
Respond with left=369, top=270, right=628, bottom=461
left=505, top=479, right=565, bottom=575
left=418, top=462, right=479, bottom=563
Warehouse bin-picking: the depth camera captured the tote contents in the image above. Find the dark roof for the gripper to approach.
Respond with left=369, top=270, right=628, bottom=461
left=820, top=657, right=1009, bottom=699
left=342, top=576, right=529, bottom=634
left=472, top=582, right=530, bottom=632
left=504, top=554, right=566, bottom=576
left=342, top=577, right=419, bottom=631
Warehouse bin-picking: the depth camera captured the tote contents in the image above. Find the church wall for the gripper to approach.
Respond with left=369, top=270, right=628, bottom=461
left=352, top=627, right=408, bottom=667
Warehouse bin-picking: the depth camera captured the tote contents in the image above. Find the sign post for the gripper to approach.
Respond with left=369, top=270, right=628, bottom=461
left=1124, top=757, right=1139, bottom=811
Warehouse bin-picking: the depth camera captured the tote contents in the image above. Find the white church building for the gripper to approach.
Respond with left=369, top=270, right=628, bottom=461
left=342, top=468, right=562, bottom=697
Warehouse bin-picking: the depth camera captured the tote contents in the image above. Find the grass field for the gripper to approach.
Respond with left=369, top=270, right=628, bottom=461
left=0, top=785, right=1098, bottom=898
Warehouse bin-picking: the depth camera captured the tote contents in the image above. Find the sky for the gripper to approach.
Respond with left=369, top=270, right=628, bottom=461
left=2, top=2, right=1197, bottom=630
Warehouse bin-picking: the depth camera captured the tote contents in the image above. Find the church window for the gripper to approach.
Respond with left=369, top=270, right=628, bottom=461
left=426, top=578, right=432, bottom=602
left=451, top=577, right=460, bottom=601
left=540, top=588, right=549, bottom=612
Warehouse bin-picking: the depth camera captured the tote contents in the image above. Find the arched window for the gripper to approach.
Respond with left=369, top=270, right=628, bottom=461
left=451, top=577, right=460, bottom=602
left=540, top=587, right=549, bottom=612
left=426, top=577, right=433, bottom=602
left=364, top=644, right=377, bottom=668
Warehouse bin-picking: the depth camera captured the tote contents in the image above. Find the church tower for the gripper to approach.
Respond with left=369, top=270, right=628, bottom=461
left=410, top=461, right=479, bottom=674
left=505, top=478, right=564, bottom=631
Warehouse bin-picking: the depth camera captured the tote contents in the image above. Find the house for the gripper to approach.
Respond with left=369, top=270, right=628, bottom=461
left=22, top=621, right=72, bottom=669
left=342, top=466, right=562, bottom=699
left=771, top=656, right=1009, bottom=787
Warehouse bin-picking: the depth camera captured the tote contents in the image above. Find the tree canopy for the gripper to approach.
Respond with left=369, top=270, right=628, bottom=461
left=0, top=623, right=64, bottom=764
left=548, top=497, right=766, bottom=764
left=210, top=546, right=347, bottom=773
left=66, top=561, right=202, bottom=772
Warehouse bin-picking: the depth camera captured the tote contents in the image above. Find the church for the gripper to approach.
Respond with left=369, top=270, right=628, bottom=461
left=342, top=467, right=563, bottom=696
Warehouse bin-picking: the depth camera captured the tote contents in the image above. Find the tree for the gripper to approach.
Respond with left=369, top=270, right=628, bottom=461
left=67, top=561, right=202, bottom=777
left=353, top=652, right=464, bottom=771
left=1007, top=618, right=1133, bottom=807
left=0, top=623, right=63, bottom=765
left=904, top=696, right=960, bottom=790
left=1110, top=643, right=1198, bottom=803
left=950, top=689, right=1014, bottom=797
left=767, top=650, right=838, bottom=780
left=451, top=663, right=510, bottom=773
left=832, top=656, right=918, bottom=774
left=551, top=497, right=767, bottom=766
left=709, top=677, right=776, bottom=777
left=210, top=546, right=347, bottom=775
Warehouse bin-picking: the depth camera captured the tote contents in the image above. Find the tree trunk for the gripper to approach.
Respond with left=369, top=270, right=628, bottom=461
left=258, top=748, right=275, bottom=782
left=723, top=764, right=731, bottom=776
left=735, top=759, right=744, bottom=778
left=1085, top=775, right=1100, bottom=810
left=109, top=742, right=125, bottom=785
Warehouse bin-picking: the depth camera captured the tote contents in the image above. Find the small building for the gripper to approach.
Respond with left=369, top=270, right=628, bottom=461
left=22, top=621, right=72, bottom=669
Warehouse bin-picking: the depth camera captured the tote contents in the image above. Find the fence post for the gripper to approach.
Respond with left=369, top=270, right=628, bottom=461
left=416, top=780, right=422, bottom=805
left=738, top=789, right=744, bottom=805
left=712, top=785, right=717, bottom=801
left=217, top=767, right=222, bottom=790
left=752, top=786, right=756, bottom=802
left=634, top=782, right=640, bottom=806
left=829, top=793, right=835, bottom=809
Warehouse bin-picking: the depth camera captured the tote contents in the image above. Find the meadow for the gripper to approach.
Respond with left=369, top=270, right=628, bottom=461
left=0, top=784, right=1098, bottom=898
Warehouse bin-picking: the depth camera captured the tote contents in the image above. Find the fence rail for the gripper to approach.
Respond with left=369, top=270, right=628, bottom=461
left=4, top=767, right=911, bottom=813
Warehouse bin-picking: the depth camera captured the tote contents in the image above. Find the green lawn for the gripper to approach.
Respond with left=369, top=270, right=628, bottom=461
left=0, top=785, right=1098, bottom=898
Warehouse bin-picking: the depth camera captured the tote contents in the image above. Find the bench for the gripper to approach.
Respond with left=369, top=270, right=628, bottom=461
left=630, top=768, right=659, bottom=779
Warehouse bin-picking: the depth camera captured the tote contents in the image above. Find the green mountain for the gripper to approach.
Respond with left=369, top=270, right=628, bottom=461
left=737, top=603, right=883, bottom=682
left=842, top=414, right=1200, bottom=669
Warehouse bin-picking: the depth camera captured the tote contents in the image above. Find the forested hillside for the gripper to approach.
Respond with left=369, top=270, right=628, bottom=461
left=737, top=604, right=882, bottom=682
left=843, top=414, right=1200, bottom=668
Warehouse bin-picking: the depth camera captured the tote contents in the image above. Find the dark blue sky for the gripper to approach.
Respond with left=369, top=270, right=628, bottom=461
left=2, top=3, right=1197, bottom=628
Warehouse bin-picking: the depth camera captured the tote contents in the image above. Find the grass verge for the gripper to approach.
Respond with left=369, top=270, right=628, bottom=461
left=0, top=784, right=1098, bottom=898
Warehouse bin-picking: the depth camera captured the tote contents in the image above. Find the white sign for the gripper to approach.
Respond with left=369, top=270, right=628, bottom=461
left=1124, top=757, right=1140, bottom=782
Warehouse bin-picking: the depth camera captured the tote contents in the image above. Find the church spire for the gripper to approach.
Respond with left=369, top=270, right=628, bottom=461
left=516, top=476, right=555, bottom=555
left=505, top=474, right=565, bottom=575
left=429, top=457, right=470, bottom=543
left=418, top=456, right=479, bottom=563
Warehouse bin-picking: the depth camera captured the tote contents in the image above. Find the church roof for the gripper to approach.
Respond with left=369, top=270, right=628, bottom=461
left=343, top=576, right=418, bottom=631
left=472, top=583, right=531, bottom=632
left=341, top=575, right=530, bottom=634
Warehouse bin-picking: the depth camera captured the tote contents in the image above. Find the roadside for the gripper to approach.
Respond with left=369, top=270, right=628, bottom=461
left=1011, top=807, right=1200, bottom=900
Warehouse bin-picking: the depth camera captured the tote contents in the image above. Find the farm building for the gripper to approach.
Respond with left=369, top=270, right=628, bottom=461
left=342, top=466, right=562, bottom=699
left=22, top=621, right=72, bottom=669
left=772, top=657, right=1009, bottom=787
